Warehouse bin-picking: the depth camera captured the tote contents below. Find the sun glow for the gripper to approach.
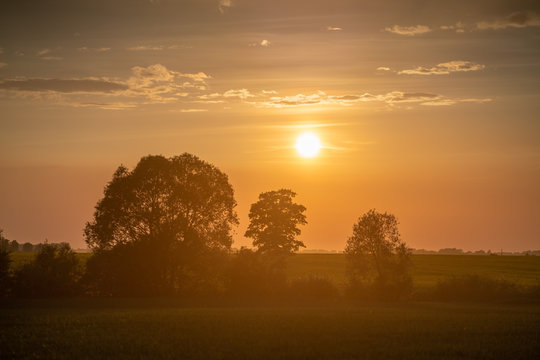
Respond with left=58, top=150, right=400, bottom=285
left=295, top=132, right=321, bottom=158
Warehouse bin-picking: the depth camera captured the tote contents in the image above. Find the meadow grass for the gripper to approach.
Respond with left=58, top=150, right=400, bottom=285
left=10, top=252, right=540, bottom=290
left=286, top=254, right=540, bottom=289
left=1, top=299, right=538, bottom=359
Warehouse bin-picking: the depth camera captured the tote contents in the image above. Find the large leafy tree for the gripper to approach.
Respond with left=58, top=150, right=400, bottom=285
left=345, top=209, right=411, bottom=298
left=245, top=189, right=307, bottom=256
left=84, top=154, right=238, bottom=295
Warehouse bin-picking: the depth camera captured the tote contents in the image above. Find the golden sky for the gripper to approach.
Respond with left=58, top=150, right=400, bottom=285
left=1, top=0, right=539, bottom=251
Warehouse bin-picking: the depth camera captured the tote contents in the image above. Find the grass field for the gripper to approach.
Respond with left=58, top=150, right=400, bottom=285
left=287, top=254, right=540, bottom=289
left=10, top=252, right=540, bottom=290
left=0, top=300, right=538, bottom=359
left=3, top=254, right=540, bottom=359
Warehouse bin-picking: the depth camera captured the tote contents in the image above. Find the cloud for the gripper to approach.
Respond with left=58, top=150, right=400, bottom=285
left=377, top=67, right=391, bottom=71
left=327, top=26, right=343, bottom=31
left=179, top=109, right=208, bottom=113
left=37, top=49, right=51, bottom=56
left=477, top=12, right=540, bottom=30
left=218, top=0, right=233, bottom=14
left=126, top=45, right=164, bottom=51
left=260, top=40, right=270, bottom=47
left=440, top=22, right=466, bottom=33
left=0, top=62, right=7, bottom=68
left=384, top=25, right=431, bottom=36
left=223, top=89, right=254, bottom=99
left=398, top=61, right=485, bottom=75
left=421, top=98, right=492, bottom=106
left=0, top=78, right=128, bottom=93
left=79, top=47, right=111, bottom=52
left=40, top=56, right=63, bottom=61
left=256, top=90, right=490, bottom=109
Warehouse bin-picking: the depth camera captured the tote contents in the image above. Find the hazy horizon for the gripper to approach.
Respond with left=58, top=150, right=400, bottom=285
left=1, top=0, right=539, bottom=252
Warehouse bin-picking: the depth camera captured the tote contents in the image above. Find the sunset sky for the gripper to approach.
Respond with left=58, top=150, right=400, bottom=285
left=1, top=0, right=539, bottom=251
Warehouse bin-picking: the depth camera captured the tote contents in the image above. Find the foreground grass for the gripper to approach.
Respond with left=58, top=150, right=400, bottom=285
left=1, top=300, right=539, bottom=359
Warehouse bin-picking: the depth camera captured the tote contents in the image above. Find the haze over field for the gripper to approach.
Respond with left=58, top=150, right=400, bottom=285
left=1, top=0, right=539, bottom=251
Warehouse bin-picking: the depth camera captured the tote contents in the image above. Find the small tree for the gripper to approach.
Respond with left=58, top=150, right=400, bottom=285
left=345, top=209, right=411, bottom=299
left=245, top=189, right=307, bottom=257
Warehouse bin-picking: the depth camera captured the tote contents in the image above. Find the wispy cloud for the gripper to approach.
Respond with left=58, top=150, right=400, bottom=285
left=440, top=22, right=466, bottom=33
left=0, top=78, right=128, bottom=93
left=78, top=47, right=111, bottom=53
left=398, top=61, right=485, bottom=75
left=384, top=25, right=431, bottom=36
left=477, top=12, right=540, bottom=30
left=126, top=45, right=164, bottom=51
left=0, top=64, right=212, bottom=108
left=179, top=109, right=208, bottom=113
left=327, top=26, right=343, bottom=31
left=255, top=90, right=491, bottom=109
left=218, top=0, right=233, bottom=14
left=377, top=67, right=391, bottom=71
left=37, top=49, right=51, bottom=56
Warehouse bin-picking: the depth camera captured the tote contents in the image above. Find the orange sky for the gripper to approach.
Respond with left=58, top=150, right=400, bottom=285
left=1, top=0, right=539, bottom=251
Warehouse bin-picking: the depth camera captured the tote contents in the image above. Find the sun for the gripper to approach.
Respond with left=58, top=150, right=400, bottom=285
left=295, top=132, right=321, bottom=158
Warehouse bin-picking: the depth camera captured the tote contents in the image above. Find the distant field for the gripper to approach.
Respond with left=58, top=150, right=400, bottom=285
left=10, top=252, right=540, bottom=290
left=1, top=300, right=538, bottom=359
left=287, top=254, right=540, bottom=289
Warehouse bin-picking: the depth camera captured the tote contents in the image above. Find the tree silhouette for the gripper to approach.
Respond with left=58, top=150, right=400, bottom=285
left=12, top=243, right=80, bottom=297
left=345, top=209, right=411, bottom=299
left=245, top=189, right=307, bottom=256
left=0, top=229, right=12, bottom=297
left=84, top=154, right=238, bottom=295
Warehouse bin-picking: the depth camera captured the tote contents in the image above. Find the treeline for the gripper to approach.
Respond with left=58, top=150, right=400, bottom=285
left=412, top=248, right=540, bottom=256
left=1, top=154, right=539, bottom=303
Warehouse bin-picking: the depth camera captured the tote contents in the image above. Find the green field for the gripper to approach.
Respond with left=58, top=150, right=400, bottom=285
left=10, top=252, right=540, bottom=291
left=286, top=254, right=540, bottom=289
left=1, top=300, right=538, bottom=359
left=4, top=253, right=540, bottom=359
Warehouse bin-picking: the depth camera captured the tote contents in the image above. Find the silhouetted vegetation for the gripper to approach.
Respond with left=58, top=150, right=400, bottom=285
left=226, top=247, right=288, bottom=301
left=0, top=230, right=12, bottom=297
left=245, top=189, right=307, bottom=257
left=83, top=154, right=238, bottom=296
left=345, top=209, right=412, bottom=300
left=12, top=243, right=81, bottom=297
left=3, top=155, right=539, bottom=305
left=429, top=275, right=536, bottom=302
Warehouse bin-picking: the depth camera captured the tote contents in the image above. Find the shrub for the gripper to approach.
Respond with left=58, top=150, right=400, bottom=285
left=430, top=275, right=524, bottom=302
left=0, top=249, right=12, bottom=297
left=288, top=276, right=339, bottom=303
left=12, top=243, right=81, bottom=297
left=226, top=248, right=287, bottom=301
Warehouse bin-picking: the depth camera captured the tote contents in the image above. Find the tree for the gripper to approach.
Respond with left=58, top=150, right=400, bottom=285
left=22, top=242, right=33, bottom=252
left=12, top=243, right=80, bottom=297
left=0, top=229, right=12, bottom=296
left=84, top=154, right=238, bottom=295
left=9, top=240, right=19, bottom=252
left=345, top=209, right=411, bottom=299
left=245, top=189, right=307, bottom=256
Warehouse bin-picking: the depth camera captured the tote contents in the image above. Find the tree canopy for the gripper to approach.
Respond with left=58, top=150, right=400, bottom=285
left=245, top=189, right=307, bottom=256
left=83, top=154, right=238, bottom=295
left=85, top=154, right=238, bottom=251
left=345, top=209, right=411, bottom=298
